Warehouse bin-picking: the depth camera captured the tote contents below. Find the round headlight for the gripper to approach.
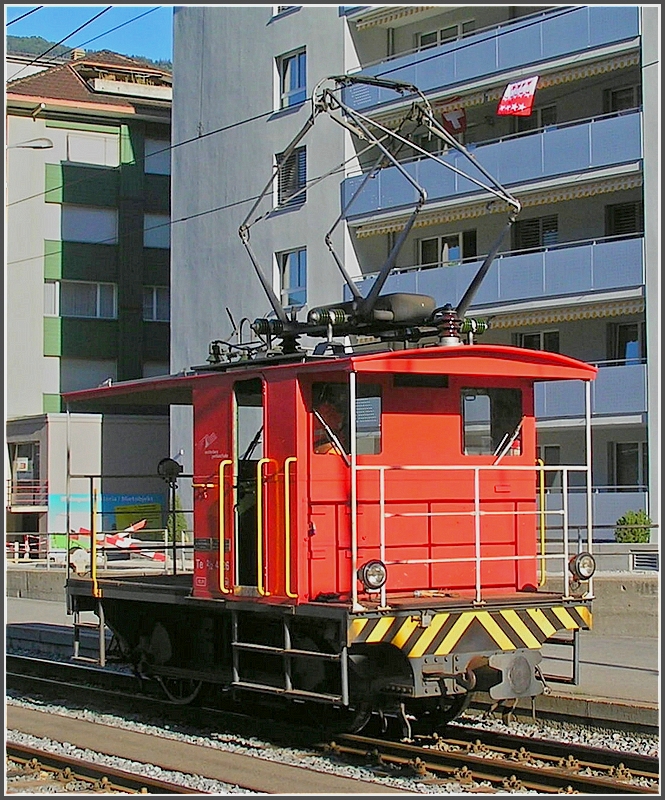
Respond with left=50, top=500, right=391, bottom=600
left=569, top=552, right=596, bottom=581
left=357, top=560, right=387, bottom=591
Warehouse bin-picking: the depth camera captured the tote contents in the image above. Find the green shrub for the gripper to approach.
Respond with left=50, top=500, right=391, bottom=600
left=614, top=509, right=652, bottom=543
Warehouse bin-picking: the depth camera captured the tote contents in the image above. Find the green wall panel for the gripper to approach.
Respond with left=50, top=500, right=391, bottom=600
left=44, top=240, right=62, bottom=280
left=61, top=319, right=118, bottom=359
left=45, top=163, right=118, bottom=207
left=45, top=119, right=119, bottom=134
left=143, top=322, right=170, bottom=361
left=43, top=317, right=62, bottom=356
left=43, top=394, right=62, bottom=413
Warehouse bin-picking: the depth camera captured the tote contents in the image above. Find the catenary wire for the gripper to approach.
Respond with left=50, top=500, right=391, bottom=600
left=32, top=6, right=162, bottom=66
left=7, top=4, right=589, bottom=210
left=9, top=6, right=112, bottom=83
left=6, top=6, right=44, bottom=26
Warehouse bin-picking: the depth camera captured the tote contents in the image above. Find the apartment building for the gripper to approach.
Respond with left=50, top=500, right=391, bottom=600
left=170, top=6, right=658, bottom=545
left=6, top=51, right=173, bottom=546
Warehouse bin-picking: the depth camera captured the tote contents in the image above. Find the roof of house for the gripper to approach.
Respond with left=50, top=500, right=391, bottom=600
left=6, top=49, right=171, bottom=108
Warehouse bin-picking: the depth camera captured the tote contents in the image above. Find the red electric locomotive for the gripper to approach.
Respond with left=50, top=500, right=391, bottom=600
left=64, top=76, right=598, bottom=735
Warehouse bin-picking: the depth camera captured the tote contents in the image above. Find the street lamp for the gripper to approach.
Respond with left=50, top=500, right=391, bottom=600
left=6, top=138, right=54, bottom=150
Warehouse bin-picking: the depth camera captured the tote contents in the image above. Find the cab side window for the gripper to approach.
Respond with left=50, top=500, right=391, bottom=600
left=461, top=388, right=522, bottom=456
left=312, top=382, right=382, bottom=456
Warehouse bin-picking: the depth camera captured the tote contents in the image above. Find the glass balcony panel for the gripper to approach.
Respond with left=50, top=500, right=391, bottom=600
left=592, top=363, right=647, bottom=415
left=591, top=238, right=644, bottom=290
left=495, top=251, right=545, bottom=302
left=544, top=246, right=593, bottom=296
left=350, top=238, right=644, bottom=310
left=497, top=20, right=543, bottom=71
left=346, top=7, right=640, bottom=112
left=343, top=114, right=641, bottom=218
left=590, top=113, right=642, bottom=167
left=542, top=124, right=591, bottom=175
left=535, top=364, right=647, bottom=419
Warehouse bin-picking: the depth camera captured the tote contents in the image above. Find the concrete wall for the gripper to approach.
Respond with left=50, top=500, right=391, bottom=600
left=6, top=568, right=657, bottom=639
left=641, top=8, right=659, bottom=533
left=6, top=116, right=60, bottom=418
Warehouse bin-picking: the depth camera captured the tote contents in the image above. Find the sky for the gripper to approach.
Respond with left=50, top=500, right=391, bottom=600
left=6, top=5, right=174, bottom=63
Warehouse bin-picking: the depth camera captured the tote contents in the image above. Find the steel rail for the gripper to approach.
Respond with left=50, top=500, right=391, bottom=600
left=330, top=733, right=659, bottom=795
left=7, top=741, right=205, bottom=794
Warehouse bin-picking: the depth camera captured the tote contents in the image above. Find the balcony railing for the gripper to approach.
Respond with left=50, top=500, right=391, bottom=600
left=344, top=5, right=640, bottom=112
left=6, top=480, right=49, bottom=508
left=342, top=111, right=642, bottom=218
left=347, top=236, right=644, bottom=310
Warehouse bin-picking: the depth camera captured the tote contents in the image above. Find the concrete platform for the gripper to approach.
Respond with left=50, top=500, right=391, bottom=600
left=6, top=595, right=658, bottom=730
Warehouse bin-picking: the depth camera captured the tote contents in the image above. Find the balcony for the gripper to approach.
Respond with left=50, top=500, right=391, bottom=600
left=347, top=236, right=644, bottom=310
left=342, top=112, right=642, bottom=218
left=536, top=362, right=648, bottom=420
left=6, top=480, right=48, bottom=510
left=344, top=6, right=640, bottom=112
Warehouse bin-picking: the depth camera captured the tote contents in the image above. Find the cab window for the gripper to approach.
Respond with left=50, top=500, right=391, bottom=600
left=461, top=388, right=522, bottom=456
left=312, top=382, right=382, bottom=456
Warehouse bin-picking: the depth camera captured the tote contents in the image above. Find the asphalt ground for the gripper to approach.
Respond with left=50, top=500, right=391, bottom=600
left=6, top=596, right=658, bottom=730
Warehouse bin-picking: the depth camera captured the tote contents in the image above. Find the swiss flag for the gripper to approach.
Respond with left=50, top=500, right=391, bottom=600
left=441, top=107, right=467, bottom=134
left=497, top=76, right=539, bottom=117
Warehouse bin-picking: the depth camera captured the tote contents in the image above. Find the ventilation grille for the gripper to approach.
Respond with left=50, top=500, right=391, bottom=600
left=631, top=552, right=659, bottom=572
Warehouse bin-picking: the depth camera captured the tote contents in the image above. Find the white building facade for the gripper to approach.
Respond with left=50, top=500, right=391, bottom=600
left=171, top=6, right=659, bottom=547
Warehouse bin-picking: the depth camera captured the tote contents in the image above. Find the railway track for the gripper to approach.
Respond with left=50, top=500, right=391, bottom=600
left=8, top=652, right=659, bottom=794
left=6, top=742, right=206, bottom=794
left=322, top=732, right=660, bottom=794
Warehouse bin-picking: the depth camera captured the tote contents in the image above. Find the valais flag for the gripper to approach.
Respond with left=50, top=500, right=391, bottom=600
left=496, top=76, right=539, bottom=117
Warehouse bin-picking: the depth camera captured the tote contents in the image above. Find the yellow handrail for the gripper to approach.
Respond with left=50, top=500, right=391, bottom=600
left=284, top=457, right=298, bottom=599
left=91, top=488, right=102, bottom=598
left=218, top=459, right=233, bottom=594
left=256, top=458, right=273, bottom=597
left=537, top=458, right=546, bottom=587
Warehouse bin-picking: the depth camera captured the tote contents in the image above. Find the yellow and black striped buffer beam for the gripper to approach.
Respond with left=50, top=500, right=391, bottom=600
left=348, top=605, right=591, bottom=657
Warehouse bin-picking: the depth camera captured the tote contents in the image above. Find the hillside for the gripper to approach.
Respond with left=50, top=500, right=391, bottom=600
left=6, top=34, right=172, bottom=71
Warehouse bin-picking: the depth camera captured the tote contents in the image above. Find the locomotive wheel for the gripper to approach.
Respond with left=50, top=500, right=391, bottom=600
left=414, top=693, right=472, bottom=734
left=157, top=676, right=203, bottom=705
left=316, top=702, right=373, bottom=736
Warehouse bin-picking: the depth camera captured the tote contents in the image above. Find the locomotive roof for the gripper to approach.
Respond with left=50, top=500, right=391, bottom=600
left=62, top=343, right=596, bottom=409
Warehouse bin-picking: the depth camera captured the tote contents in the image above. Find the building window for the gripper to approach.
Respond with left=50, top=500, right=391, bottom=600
left=603, top=85, right=640, bottom=113
left=461, top=387, right=523, bottom=456
left=608, top=321, right=646, bottom=365
left=416, top=20, right=475, bottom=49
left=144, top=138, right=171, bottom=175
left=418, top=230, right=476, bottom=268
left=143, top=286, right=170, bottom=321
left=44, top=281, right=58, bottom=316
left=516, top=330, right=560, bottom=353
left=144, top=213, right=171, bottom=248
left=608, top=441, right=648, bottom=490
left=605, top=202, right=644, bottom=237
left=513, top=215, right=558, bottom=251
left=59, top=280, right=116, bottom=319
left=277, top=248, right=307, bottom=308
left=61, top=205, right=118, bottom=244
left=66, top=131, right=119, bottom=167
left=143, top=361, right=170, bottom=378
left=9, top=442, right=40, bottom=483
left=516, top=104, right=557, bottom=134
left=277, top=48, right=306, bottom=109
left=277, top=146, right=306, bottom=207
left=537, top=444, right=561, bottom=489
